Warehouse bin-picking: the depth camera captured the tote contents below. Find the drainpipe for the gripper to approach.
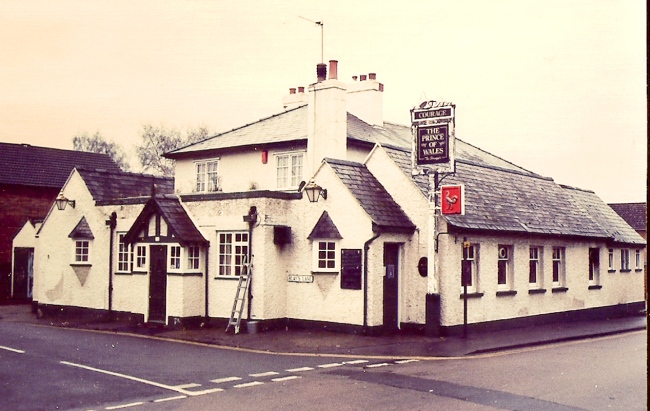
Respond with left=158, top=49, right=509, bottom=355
left=363, top=230, right=381, bottom=329
left=204, top=242, right=210, bottom=324
left=105, top=212, right=117, bottom=318
left=243, top=206, right=258, bottom=321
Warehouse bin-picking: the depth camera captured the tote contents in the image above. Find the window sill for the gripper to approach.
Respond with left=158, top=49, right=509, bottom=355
left=132, top=270, right=148, bottom=275
left=620, top=269, right=632, bottom=273
left=528, top=288, right=547, bottom=294
left=607, top=269, right=616, bottom=273
left=168, top=272, right=203, bottom=277
left=70, top=263, right=92, bottom=267
left=311, top=271, right=339, bottom=275
left=214, top=276, right=240, bottom=280
left=588, top=285, right=603, bottom=290
left=635, top=269, right=643, bottom=272
left=551, top=287, right=569, bottom=293
left=460, top=292, right=484, bottom=299
left=496, top=290, right=517, bottom=297
left=115, top=271, right=132, bottom=276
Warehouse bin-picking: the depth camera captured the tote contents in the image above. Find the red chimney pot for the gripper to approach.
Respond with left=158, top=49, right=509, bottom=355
left=369, top=73, right=376, bottom=80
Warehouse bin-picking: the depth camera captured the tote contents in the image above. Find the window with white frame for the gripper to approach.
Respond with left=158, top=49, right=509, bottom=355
left=313, top=240, right=338, bottom=272
left=552, top=247, right=566, bottom=287
left=588, top=248, right=600, bottom=285
left=74, top=240, right=90, bottom=263
left=497, top=245, right=513, bottom=291
left=135, top=245, right=147, bottom=271
left=169, top=245, right=182, bottom=270
left=529, top=246, right=542, bottom=288
left=117, top=233, right=131, bottom=272
left=608, top=248, right=615, bottom=271
left=195, top=160, right=220, bottom=193
left=218, top=232, right=249, bottom=276
left=620, top=249, right=630, bottom=271
left=187, top=245, right=200, bottom=271
left=635, top=249, right=642, bottom=270
left=276, top=152, right=304, bottom=189
left=461, top=244, right=479, bottom=293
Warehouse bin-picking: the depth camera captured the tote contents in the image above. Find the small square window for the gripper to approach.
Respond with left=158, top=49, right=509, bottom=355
left=313, top=241, right=338, bottom=272
left=135, top=245, right=147, bottom=270
left=187, top=246, right=200, bottom=271
left=169, top=245, right=182, bottom=270
left=75, top=240, right=90, bottom=263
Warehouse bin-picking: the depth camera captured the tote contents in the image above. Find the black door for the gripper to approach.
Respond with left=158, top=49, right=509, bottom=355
left=383, top=243, right=400, bottom=332
left=12, top=248, right=34, bottom=300
left=149, top=245, right=167, bottom=323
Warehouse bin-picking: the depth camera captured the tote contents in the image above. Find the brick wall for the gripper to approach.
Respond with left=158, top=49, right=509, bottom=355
left=0, top=184, right=59, bottom=301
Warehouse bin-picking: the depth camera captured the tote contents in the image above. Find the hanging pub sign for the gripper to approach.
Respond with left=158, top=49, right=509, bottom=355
left=416, top=124, right=449, bottom=165
left=440, top=184, right=465, bottom=215
left=411, top=101, right=456, bottom=174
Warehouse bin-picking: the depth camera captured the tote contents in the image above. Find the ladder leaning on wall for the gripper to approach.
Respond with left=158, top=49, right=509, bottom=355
left=226, top=254, right=253, bottom=334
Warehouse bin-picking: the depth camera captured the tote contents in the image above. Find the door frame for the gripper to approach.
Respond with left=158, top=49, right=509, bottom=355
left=383, top=242, right=402, bottom=332
left=148, top=245, right=167, bottom=324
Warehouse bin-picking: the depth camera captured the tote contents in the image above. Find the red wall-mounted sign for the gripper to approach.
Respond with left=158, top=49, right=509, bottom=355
left=440, top=185, right=464, bottom=215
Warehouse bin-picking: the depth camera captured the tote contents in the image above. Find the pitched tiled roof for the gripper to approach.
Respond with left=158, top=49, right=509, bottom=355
left=0, top=142, right=121, bottom=188
left=383, top=145, right=644, bottom=244
left=608, top=203, right=647, bottom=232
left=165, top=107, right=416, bottom=158
left=68, top=217, right=94, bottom=239
left=326, top=158, right=415, bottom=233
left=77, top=168, right=174, bottom=204
left=124, top=196, right=206, bottom=246
left=308, top=211, right=343, bottom=239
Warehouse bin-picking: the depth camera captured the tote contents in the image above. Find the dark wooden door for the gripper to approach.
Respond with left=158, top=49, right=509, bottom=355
left=383, top=243, right=400, bottom=332
left=12, top=248, right=34, bottom=300
left=149, top=245, right=167, bottom=323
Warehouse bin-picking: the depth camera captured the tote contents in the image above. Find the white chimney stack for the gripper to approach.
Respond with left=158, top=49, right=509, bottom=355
left=282, top=86, right=308, bottom=110
left=346, top=72, right=384, bottom=127
left=307, top=60, right=347, bottom=174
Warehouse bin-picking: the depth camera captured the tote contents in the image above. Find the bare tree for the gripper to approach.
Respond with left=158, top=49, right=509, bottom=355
left=73, top=131, right=130, bottom=171
left=136, top=124, right=213, bottom=176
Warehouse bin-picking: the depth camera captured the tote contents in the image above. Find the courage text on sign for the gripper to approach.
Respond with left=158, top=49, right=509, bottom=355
left=417, top=124, right=449, bottom=165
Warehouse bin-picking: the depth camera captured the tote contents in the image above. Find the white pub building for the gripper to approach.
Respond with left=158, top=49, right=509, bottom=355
left=29, top=60, right=645, bottom=335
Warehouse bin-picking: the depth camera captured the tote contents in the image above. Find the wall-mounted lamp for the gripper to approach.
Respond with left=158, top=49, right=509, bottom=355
left=55, top=191, right=75, bottom=210
left=303, top=180, right=327, bottom=203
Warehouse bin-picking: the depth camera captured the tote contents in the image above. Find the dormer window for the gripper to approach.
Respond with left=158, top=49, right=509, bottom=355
left=195, top=159, right=219, bottom=193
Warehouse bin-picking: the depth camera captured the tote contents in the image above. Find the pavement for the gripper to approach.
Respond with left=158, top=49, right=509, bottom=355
left=0, top=303, right=646, bottom=358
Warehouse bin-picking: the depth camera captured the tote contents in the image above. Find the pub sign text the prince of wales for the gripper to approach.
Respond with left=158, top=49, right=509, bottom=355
left=417, top=123, right=449, bottom=165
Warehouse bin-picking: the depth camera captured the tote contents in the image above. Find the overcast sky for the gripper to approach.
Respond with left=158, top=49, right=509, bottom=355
left=0, top=0, right=646, bottom=203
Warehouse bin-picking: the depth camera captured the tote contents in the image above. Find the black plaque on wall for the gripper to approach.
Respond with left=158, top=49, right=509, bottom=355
left=341, top=248, right=362, bottom=290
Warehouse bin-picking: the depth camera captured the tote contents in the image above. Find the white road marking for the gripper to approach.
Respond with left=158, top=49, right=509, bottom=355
left=233, top=381, right=264, bottom=388
left=249, top=371, right=279, bottom=377
left=317, top=362, right=343, bottom=368
left=272, top=376, right=301, bottom=382
left=60, top=361, right=218, bottom=397
left=172, top=383, right=201, bottom=389
left=365, top=363, right=390, bottom=368
left=0, top=345, right=25, bottom=354
left=105, top=402, right=144, bottom=410
left=286, top=366, right=314, bottom=372
left=395, top=359, right=419, bottom=364
left=210, top=376, right=242, bottom=384
left=154, top=395, right=187, bottom=403
left=344, top=359, right=368, bottom=364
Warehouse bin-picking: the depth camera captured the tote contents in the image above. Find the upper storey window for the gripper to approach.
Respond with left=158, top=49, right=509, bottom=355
left=195, top=160, right=219, bottom=193
left=276, top=152, right=304, bottom=189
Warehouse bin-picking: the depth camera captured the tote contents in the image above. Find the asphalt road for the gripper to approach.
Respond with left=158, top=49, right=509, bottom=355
left=0, top=322, right=646, bottom=411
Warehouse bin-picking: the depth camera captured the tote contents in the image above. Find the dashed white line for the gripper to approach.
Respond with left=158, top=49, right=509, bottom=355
left=154, top=395, right=187, bottom=403
left=395, top=359, right=419, bottom=364
left=272, top=375, right=301, bottom=382
left=210, top=376, right=242, bottom=384
left=105, top=402, right=144, bottom=410
left=172, top=383, right=201, bottom=389
left=233, top=381, right=264, bottom=388
left=286, top=366, right=314, bottom=372
left=365, top=363, right=390, bottom=368
left=250, top=371, right=279, bottom=377
left=0, top=345, right=25, bottom=354
left=344, top=360, right=369, bottom=364
left=318, top=362, right=343, bottom=368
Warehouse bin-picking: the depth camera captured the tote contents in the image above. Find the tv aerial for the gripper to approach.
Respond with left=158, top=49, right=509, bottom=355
left=299, top=16, right=324, bottom=63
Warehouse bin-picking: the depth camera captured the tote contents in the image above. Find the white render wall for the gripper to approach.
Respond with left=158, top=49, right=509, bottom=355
left=436, top=220, right=645, bottom=327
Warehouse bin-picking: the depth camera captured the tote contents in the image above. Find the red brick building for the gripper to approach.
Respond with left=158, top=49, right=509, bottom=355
left=0, top=142, right=120, bottom=302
